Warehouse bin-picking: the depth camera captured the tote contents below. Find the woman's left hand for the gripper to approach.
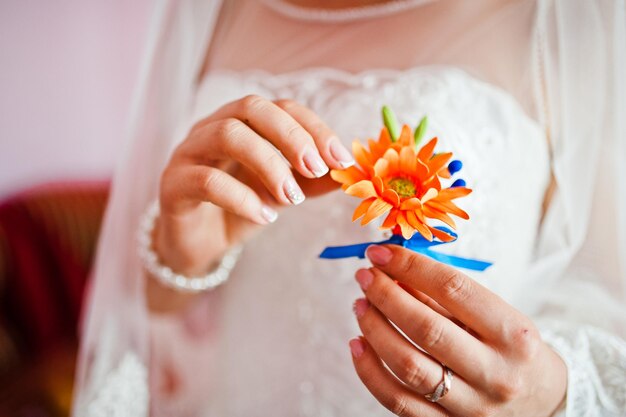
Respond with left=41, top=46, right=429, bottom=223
left=349, top=244, right=567, bottom=417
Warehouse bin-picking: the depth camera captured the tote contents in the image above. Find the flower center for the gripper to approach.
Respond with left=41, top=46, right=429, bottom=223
left=387, top=177, right=417, bottom=198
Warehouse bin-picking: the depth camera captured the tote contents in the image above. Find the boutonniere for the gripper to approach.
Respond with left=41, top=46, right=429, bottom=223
left=320, top=106, right=492, bottom=271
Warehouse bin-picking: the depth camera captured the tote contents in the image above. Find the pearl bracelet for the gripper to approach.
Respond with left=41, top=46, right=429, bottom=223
left=137, top=200, right=242, bottom=293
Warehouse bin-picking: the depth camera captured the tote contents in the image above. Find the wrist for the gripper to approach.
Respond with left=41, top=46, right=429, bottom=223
left=154, top=204, right=229, bottom=276
left=541, top=345, right=568, bottom=417
left=138, top=200, right=242, bottom=294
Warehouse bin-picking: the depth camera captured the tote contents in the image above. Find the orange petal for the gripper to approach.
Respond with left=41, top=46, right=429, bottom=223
left=382, top=189, right=400, bottom=207
left=352, top=197, right=376, bottom=221
left=361, top=198, right=392, bottom=225
left=373, top=158, right=390, bottom=178
left=422, top=175, right=442, bottom=193
left=427, top=200, right=469, bottom=219
left=418, top=137, right=438, bottom=161
left=380, top=208, right=399, bottom=229
left=420, top=188, right=438, bottom=203
left=428, top=225, right=456, bottom=242
left=414, top=158, right=429, bottom=182
left=382, top=148, right=399, bottom=172
left=399, top=146, right=417, bottom=173
left=438, top=168, right=451, bottom=179
left=372, top=176, right=385, bottom=196
left=422, top=205, right=457, bottom=229
left=353, top=141, right=373, bottom=170
left=369, top=138, right=387, bottom=159
left=427, top=152, right=453, bottom=174
left=397, top=125, right=412, bottom=147
left=378, top=127, right=392, bottom=148
left=437, top=186, right=472, bottom=200
left=397, top=212, right=416, bottom=239
left=400, top=197, right=422, bottom=210
left=330, top=166, right=367, bottom=186
left=414, top=205, right=426, bottom=223
left=346, top=180, right=377, bottom=199
left=406, top=210, right=433, bottom=241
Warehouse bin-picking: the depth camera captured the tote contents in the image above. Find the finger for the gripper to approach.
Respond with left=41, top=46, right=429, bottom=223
left=359, top=271, right=462, bottom=329
left=162, top=165, right=277, bottom=225
left=349, top=337, right=450, bottom=417
left=293, top=171, right=340, bottom=197
left=396, top=284, right=467, bottom=329
left=182, top=118, right=306, bottom=206
left=207, top=95, right=329, bottom=179
left=353, top=298, right=483, bottom=416
left=274, top=99, right=354, bottom=170
left=236, top=165, right=281, bottom=207
left=396, top=283, right=454, bottom=320
left=365, top=244, right=531, bottom=343
left=355, top=267, right=493, bottom=388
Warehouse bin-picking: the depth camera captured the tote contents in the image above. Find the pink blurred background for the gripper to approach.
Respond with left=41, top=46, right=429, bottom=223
left=0, top=1, right=152, bottom=415
left=0, top=0, right=151, bottom=198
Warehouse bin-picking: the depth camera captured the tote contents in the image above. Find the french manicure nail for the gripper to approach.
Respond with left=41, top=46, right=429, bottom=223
left=283, top=177, right=305, bottom=205
left=349, top=337, right=365, bottom=358
left=329, top=137, right=355, bottom=168
left=365, top=245, right=393, bottom=266
left=303, top=148, right=329, bottom=178
left=261, top=205, right=278, bottom=223
left=352, top=298, right=369, bottom=318
left=355, top=269, right=374, bottom=291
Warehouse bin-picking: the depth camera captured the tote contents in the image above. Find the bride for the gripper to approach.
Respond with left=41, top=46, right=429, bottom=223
left=72, top=1, right=626, bottom=416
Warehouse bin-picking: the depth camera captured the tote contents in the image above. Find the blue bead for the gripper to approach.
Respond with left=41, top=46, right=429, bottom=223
left=448, top=160, right=463, bottom=175
left=451, top=179, right=466, bottom=188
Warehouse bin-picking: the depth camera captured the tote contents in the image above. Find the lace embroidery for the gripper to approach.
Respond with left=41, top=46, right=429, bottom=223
left=541, top=321, right=626, bottom=417
left=84, top=352, right=148, bottom=417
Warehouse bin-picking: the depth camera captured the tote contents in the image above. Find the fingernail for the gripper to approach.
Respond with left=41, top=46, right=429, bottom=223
left=261, top=205, right=278, bottom=223
left=283, top=177, right=305, bottom=205
left=349, top=337, right=365, bottom=358
left=303, top=148, right=329, bottom=178
left=329, top=137, right=355, bottom=168
left=365, top=245, right=393, bottom=265
left=355, top=269, right=374, bottom=291
left=352, top=298, right=369, bottom=318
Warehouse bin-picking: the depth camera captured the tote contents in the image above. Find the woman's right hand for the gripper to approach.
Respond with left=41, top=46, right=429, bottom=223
left=153, top=95, right=354, bottom=284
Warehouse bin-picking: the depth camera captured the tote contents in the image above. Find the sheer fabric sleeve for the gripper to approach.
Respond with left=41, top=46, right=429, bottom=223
left=71, top=1, right=224, bottom=416
left=530, top=1, right=626, bottom=415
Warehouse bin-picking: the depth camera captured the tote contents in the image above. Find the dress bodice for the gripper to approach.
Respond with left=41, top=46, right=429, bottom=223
left=190, top=66, right=551, bottom=416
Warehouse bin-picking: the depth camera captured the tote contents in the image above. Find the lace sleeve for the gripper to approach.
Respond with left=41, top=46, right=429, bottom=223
left=539, top=320, right=626, bottom=417
left=531, top=2, right=626, bottom=416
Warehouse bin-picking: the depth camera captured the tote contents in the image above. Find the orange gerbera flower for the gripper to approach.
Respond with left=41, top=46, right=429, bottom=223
left=331, top=115, right=471, bottom=242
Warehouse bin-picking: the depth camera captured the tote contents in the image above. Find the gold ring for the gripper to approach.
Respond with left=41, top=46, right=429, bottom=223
left=425, top=364, right=453, bottom=403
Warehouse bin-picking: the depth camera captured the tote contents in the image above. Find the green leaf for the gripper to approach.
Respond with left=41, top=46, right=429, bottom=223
left=414, top=116, right=428, bottom=147
left=382, top=105, right=400, bottom=142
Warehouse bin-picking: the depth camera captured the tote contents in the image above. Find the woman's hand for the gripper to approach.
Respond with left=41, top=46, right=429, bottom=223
left=149, top=96, right=353, bottom=309
left=349, top=244, right=567, bottom=417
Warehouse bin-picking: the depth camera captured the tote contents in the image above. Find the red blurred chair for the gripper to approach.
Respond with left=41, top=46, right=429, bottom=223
left=0, top=181, right=109, bottom=417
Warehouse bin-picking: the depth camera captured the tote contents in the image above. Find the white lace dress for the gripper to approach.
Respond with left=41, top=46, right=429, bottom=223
left=75, top=1, right=626, bottom=417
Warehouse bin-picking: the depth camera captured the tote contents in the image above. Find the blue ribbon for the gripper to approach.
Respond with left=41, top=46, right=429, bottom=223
left=319, top=227, right=492, bottom=271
